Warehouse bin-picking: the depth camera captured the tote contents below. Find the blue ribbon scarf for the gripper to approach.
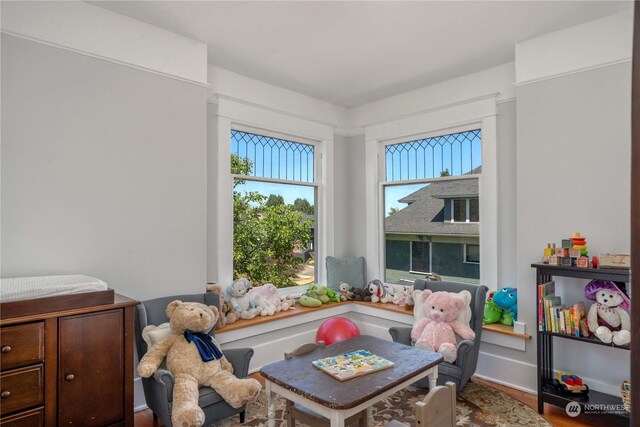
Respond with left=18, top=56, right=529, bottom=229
left=184, top=330, right=224, bottom=362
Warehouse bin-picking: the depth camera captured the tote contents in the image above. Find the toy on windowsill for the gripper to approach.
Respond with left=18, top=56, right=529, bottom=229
left=483, top=287, right=518, bottom=326
left=392, top=286, right=409, bottom=308
left=350, top=285, right=372, bottom=302
left=299, top=285, right=340, bottom=307
left=368, top=279, right=393, bottom=303
left=247, top=283, right=295, bottom=312
left=226, top=279, right=259, bottom=320
left=554, top=371, right=589, bottom=396
left=338, top=282, right=352, bottom=301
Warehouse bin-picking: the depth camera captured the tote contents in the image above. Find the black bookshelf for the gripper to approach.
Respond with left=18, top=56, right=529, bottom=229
left=533, top=263, right=631, bottom=424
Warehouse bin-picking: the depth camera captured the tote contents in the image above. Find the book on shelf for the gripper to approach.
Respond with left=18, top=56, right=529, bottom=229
left=311, top=350, right=394, bottom=381
left=539, top=292, right=588, bottom=336
left=538, top=281, right=555, bottom=331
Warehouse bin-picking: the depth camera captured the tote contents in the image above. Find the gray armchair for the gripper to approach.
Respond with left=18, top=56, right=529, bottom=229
left=135, top=292, right=255, bottom=427
left=389, top=280, right=488, bottom=391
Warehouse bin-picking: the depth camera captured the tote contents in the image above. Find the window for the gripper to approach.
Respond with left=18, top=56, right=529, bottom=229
left=465, top=244, right=480, bottom=264
left=231, top=130, right=317, bottom=288
left=383, top=129, right=481, bottom=285
left=451, top=198, right=480, bottom=223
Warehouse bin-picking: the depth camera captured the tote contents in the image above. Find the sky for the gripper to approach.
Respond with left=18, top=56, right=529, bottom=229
left=384, top=183, right=427, bottom=217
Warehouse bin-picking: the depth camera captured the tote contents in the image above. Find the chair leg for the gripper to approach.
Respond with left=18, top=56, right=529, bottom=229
left=239, top=410, right=246, bottom=423
left=285, top=400, right=295, bottom=426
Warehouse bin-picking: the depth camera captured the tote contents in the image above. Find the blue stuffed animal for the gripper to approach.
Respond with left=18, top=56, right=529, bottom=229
left=492, top=287, right=518, bottom=326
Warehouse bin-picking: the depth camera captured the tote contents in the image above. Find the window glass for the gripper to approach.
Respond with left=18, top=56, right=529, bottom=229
left=383, top=129, right=481, bottom=285
left=466, top=244, right=480, bottom=264
left=231, top=130, right=316, bottom=288
left=469, top=198, right=480, bottom=222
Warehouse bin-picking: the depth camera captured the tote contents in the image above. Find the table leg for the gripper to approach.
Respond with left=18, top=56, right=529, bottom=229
left=428, top=366, right=439, bottom=390
left=266, top=381, right=275, bottom=427
left=367, top=406, right=374, bottom=425
left=330, top=410, right=346, bottom=427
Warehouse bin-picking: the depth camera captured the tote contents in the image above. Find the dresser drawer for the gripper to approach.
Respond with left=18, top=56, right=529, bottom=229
left=0, top=365, right=44, bottom=416
left=0, top=407, right=43, bottom=427
left=0, top=323, right=44, bottom=371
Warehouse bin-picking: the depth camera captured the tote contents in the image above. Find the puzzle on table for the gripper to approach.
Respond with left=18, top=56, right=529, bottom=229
left=311, top=349, right=394, bottom=381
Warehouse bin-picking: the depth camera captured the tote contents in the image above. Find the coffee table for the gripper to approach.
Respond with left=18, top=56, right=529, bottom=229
left=260, top=335, right=443, bottom=427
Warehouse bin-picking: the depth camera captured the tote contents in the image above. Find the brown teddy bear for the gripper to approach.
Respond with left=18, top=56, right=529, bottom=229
left=137, top=300, right=262, bottom=427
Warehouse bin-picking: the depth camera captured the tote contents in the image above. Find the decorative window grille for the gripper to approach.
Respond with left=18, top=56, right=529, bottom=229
left=385, top=129, right=481, bottom=181
left=231, top=130, right=314, bottom=183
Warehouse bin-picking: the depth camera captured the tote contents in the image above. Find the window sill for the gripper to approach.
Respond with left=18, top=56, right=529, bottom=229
left=215, top=300, right=413, bottom=335
left=482, top=323, right=531, bottom=340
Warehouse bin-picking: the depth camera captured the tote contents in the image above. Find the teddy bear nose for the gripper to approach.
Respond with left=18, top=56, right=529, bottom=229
left=603, top=299, right=608, bottom=303
left=199, top=312, right=203, bottom=318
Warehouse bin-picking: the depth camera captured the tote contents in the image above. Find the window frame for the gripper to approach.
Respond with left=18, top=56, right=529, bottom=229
left=363, top=95, right=498, bottom=289
left=230, top=127, right=320, bottom=288
left=464, top=243, right=480, bottom=265
left=212, top=96, right=335, bottom=294
left=450, top=198, right=480, bottom=223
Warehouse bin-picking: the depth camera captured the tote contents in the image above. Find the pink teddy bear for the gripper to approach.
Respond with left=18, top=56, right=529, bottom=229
left=411, top=290, right=475, bottom=363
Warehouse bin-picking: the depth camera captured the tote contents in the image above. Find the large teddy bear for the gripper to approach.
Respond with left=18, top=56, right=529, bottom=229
left=585, top=280, right=631, bottom=346
left=411, top=290, right=476, bottom=363
left=137, top=300, right=262, bottom=427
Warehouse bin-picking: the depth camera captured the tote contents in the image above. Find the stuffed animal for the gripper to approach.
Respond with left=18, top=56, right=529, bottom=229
left=585, top=280, right=631, bottom=346
left=368, top=279, right=392, bottom=304
left=137, top=300, right=262, bottom=427
left=209, top=284, right=238, bottom=329
left=226, top=279, right=258, bottom=320
left=252, top=293, right=277, bottom=316
left=248, top=283, right=295, bottom=312
left=411, top=290, right=476, bottom=363
left=350, top=286, right=372, bottom=302
left=482, top=291, right=502, bottom=325
left=299, top=285, right=339, bottom=307
left=338, top=282, right=352, bottom=301
left=392, top=286, right=409, bottom=308
left=488, top=287, right=518, bottom=326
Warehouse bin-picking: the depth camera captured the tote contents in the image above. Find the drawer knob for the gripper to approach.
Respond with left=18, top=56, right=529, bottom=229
left=1, top=346, right=11, bottom=353
left=1, top=391, right=10, bottom=399
left=65, top=374, right=75, bottom=382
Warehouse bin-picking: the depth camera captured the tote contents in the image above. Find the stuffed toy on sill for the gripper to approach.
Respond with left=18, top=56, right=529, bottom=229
left=368, top=279, right=392, bottom=304
left=483, top=287, right=518, bottom=326
left=226, top=278, right=259, bottom=320
left=137, top=300, right=261, bottom=427
left=209, top=284, right=238, bottom=329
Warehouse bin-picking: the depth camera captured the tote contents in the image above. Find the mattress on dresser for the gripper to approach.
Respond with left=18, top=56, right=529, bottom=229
left=0, top=275, right=114, bottom=320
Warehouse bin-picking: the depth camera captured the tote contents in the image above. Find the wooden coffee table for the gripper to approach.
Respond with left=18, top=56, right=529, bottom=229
left=260, top=335, right=443, bottom=427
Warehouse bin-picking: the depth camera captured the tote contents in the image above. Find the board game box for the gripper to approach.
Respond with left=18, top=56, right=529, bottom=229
left=311, top=349, right=394, bottom=381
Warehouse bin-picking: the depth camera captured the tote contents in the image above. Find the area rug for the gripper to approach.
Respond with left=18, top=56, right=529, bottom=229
left=215, top=381, right=551, bottom=426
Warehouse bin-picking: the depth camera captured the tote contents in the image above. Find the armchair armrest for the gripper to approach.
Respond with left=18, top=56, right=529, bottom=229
left=454, top=339, right=475, bottom=368
left=152, top=368, right=174, bottom=402
left=389, top=326, right=413, bottom=346
left=223, top=347, right=255, bottom=378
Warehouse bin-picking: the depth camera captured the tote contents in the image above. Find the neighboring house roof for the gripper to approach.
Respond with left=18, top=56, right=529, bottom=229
left=386, top=177, right=479, bottom=236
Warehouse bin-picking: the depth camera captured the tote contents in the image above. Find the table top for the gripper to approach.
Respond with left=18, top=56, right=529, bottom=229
left=260, top=335, right=443, bottom=410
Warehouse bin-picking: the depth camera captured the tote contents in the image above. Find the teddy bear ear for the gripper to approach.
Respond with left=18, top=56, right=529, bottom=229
left=166, top=300, right=183, bottom=317
left=454, top=297, right=464, bottom=309
left=422, top=289, right=432, bottom=300
left=208, top=305, right=219, bottom=319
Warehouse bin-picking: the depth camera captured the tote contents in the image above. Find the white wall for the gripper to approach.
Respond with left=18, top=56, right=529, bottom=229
left=0, top=35, right=208, bottom=301
left=1, top=1, right=208, bottom=85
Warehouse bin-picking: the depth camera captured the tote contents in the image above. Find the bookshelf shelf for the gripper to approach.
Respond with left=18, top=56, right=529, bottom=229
left=532, top=263, right=631, bottom=424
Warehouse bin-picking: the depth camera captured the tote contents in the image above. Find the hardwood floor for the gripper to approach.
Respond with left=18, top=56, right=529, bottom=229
left=134, top=374, right=621, bottom=426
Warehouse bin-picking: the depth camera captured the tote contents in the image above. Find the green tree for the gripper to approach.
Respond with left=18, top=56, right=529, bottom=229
left=231, top=154, right=312, bottom=288
left=266, top=194, right=285, bottom=206
left=440, top=168, right=450, bottom=177
left=292, top=198, right=314, bottom=215
left=388, top=207, right=399, bottom=216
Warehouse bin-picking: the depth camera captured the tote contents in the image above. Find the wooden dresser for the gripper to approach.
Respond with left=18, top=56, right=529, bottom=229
left=0, top=294, right=138, bottom=427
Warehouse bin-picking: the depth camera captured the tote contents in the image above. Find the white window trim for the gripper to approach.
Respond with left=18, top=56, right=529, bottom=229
left=211, top=96, right=335, bottom=293
left=364, top=95, right=498, bottom=289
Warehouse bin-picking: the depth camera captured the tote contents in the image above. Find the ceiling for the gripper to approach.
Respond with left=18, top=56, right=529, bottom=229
left=91, top=1, right=632, bottom=108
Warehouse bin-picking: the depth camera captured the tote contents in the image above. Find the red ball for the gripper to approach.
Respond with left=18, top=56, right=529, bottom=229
left=315, top=317, right=361, bottom=345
